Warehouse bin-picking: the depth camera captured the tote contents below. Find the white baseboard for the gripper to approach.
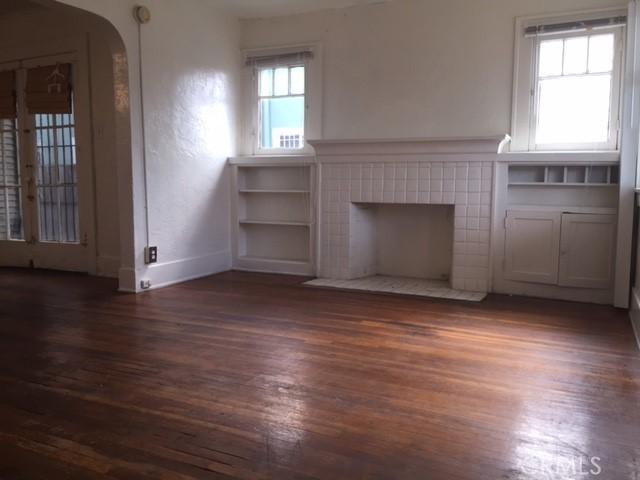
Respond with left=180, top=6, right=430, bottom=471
left=630, top=287, right=640, bottom=351
left=142, top=250, right=232, bottom=291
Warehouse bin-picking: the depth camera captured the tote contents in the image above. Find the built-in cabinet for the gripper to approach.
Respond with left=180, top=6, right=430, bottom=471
left=230, top=158, right=315, bottom=275
left=492, top=160, right=620, bottom=304
left=505, top=210, right=616, bottom=289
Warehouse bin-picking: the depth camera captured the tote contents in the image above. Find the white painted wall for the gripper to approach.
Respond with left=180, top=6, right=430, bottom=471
left=241, top=0, right=628, bottom=140
left=52, top=0, right=241, bottom=290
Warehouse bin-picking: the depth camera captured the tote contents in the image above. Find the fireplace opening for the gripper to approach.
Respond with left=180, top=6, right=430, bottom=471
left=350, top=203, right=454, bottom=282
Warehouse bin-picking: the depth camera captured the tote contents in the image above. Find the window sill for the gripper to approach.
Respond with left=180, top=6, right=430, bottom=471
left=228, top=155, right=316, bottom=166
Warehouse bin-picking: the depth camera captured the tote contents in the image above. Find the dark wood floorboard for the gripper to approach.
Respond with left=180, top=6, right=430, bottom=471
left=0, top=268, right=638, bottom=479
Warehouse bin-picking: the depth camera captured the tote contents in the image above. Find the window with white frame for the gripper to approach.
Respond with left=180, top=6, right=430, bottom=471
left=244, top=47, right=320, bottom=155
left=512, top=13, right=626, bottom=151
left=258, top=63, right=305, bottom=150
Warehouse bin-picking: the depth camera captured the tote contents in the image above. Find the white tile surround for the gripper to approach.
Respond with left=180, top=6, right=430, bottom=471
left=310, top=137, right=506, bottom=294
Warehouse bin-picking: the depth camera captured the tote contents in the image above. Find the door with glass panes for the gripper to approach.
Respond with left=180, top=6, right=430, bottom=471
left=0, top=55, right=94, bottom=272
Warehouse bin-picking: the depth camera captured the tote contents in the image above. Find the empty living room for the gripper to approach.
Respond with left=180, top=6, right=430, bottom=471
left=1, top=0, right=640, bottom=478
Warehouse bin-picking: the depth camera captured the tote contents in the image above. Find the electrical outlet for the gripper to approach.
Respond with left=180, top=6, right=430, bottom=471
left=144, top=246, right=158, bottom=264
left=140, top=279, right=151, bottom=290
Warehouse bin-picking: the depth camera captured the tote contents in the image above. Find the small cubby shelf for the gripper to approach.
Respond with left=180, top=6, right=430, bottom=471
left=232, top=163, right=315, bottom=275
left=508, top=164, right=619, bottom=186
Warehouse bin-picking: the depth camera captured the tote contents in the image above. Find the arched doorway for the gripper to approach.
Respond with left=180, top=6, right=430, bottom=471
left=0, top=0, right=134, bottom=286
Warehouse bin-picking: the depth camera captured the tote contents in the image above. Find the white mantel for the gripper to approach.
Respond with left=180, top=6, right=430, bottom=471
left=309, top=135, right=510, bottom=158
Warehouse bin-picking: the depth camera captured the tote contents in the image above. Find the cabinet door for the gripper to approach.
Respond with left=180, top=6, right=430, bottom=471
left=505, top=211, right=562, bottom=284
left=559, top=214, right=616, bottom=289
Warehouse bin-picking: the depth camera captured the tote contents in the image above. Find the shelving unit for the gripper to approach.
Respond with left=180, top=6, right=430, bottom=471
left=508, top=164, right=619, bottom=186
left=230, top=159, right=315, bottom=275
left=506, top=163, right=620, bottom=210
left=493, top=160, right=620, bottom=305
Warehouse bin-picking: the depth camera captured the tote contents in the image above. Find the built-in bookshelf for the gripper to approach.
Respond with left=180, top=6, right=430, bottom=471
left=230, top=157, right=315, bottom=275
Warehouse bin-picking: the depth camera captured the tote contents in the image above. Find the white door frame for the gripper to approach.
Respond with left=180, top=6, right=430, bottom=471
left=0, top=49, right=96, bottom=274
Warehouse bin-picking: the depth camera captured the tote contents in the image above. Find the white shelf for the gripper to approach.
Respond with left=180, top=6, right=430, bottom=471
left=238, top=255, right=310, bottom=264
left=239, top=189, right=310, bottom=194
left=232, top=164, right=315, bottom=276
left=508, top=182, right=617, bottom=187
left=239, top=219, right=311, bottom=227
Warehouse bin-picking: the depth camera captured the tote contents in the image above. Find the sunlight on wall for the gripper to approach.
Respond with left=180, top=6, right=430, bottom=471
left=112, top=52, right=129, bottom=114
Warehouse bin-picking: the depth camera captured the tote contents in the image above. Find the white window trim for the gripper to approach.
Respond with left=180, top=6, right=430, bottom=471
left=511, top=8, right=626, bottom=152
left=241, top=44, right=322, bottom=156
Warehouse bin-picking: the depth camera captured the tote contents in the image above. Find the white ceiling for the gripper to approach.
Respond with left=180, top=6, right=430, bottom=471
left=213, top=0, right=389, bottom=19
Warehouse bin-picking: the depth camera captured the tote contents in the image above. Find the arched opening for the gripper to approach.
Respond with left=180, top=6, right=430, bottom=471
left=0, top=0, right=133, bottom=282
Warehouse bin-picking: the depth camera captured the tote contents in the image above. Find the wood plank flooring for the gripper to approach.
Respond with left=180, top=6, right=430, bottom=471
left=0, top=268, right=638, bottom=479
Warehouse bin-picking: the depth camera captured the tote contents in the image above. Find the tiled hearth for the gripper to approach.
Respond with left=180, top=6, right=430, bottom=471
left=310, top=137, right=505, bottom=294
left=305, top=276, right=487, bottom=301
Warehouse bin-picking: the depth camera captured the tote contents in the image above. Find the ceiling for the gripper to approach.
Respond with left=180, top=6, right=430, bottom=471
left=213, top=0, right=389, bottom=19
left=0, top=0, right=43, bottom=16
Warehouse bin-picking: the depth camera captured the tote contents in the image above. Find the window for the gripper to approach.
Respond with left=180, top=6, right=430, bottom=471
left=258, top=64, right=305, bottom=151
left=0, top=117, right=23, bottom=240
left=511, top=13, right=625, bottom=151
left=35, top=111, right=79, bottom=243
left=243, top=46, right=321, bottom=155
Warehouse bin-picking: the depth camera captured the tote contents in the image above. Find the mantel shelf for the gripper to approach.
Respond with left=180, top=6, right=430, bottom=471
left=308, top=135, right=510, bottom=157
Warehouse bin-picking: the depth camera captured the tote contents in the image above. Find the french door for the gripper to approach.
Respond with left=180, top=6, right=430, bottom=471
left=0, top=54, right=94, bottom=272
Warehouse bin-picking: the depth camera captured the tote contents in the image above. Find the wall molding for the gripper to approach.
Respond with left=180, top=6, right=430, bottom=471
left=630, top=287, right=640, bottom=351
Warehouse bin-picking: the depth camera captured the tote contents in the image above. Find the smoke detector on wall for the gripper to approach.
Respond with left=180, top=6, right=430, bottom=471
left=133, top=6, right=151, bottom=24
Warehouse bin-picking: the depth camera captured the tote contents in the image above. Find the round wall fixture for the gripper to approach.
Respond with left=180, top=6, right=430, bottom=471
left=133, top=6, right=151, bottom=24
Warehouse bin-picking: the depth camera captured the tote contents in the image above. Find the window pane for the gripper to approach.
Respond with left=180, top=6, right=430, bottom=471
left=260, top=96, right=305, bottom=149
left=35, top=112, right=79, bottom=243
left=273, top=67, right=289, bottom=96
left=539, top=39, right=563, bottom=77
left=563, top=36, right=588, bottom=75
left=536, top=74, right=611, bottom=145
left=259, top=68, right=272, bottom=97
left=290, top=66, right=305, bottom=94
left=588, top=34, right=614, bottom=73
left=0, top=119, right=23, bottom=240
left=8, top=187, right=23, bottom=239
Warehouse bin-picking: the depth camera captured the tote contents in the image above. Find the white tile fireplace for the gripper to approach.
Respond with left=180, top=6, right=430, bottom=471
left=309, top=137, right=506, bottom=294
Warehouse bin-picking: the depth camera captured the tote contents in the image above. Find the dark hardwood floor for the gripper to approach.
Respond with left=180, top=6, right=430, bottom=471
left=0, top=268, right=638, bottom=480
